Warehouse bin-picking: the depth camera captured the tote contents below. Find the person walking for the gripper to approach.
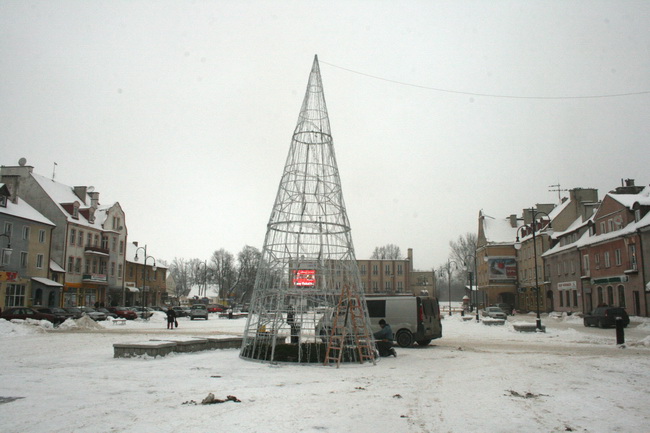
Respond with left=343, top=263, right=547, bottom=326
left=165, top=306, right=177, bottom=330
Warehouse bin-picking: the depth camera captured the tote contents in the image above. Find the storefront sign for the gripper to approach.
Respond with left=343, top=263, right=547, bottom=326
left=557, top=281, right=577, bottom=290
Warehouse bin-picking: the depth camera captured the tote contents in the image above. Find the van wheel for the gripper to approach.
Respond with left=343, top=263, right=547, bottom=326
left=416, top=339, right=431, bottom=346
left=396, top=330, right=414, bottom=347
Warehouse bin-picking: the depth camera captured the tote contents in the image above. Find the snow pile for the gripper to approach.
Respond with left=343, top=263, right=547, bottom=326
left=58, top=315, right=104, bottom=331
left=0, top=318, right=48, bottom=336
left=629, top=335, right=650, bottom=347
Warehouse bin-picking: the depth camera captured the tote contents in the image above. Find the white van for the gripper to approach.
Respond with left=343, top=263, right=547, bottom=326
left=365, top=295, right=442, bottom=347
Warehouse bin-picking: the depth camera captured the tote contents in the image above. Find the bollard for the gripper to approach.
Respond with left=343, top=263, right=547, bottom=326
left=615, top=316, right=625, bottom=345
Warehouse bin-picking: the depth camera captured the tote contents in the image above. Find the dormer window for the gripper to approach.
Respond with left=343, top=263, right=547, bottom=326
left=0, top=195, right=6, bottom=208
left=72, top=203, right=79, bottom=219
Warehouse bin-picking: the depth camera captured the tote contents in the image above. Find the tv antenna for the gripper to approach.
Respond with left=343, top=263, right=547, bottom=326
left=548, top=183, right=569, bottom=202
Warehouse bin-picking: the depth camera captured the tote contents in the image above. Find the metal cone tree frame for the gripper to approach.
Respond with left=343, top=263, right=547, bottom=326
left=240, top=56, right=375, bottom=364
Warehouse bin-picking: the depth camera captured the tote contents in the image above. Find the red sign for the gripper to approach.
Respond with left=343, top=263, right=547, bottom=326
left=0, top=271, right=18, bottom=282
left=293, top=269, right=316, bottom=287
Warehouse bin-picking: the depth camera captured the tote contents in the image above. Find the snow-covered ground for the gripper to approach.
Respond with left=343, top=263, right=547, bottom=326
left=1, top=311, right=649, bottom=433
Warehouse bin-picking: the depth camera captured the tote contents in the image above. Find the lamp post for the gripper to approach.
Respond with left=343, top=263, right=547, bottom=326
left=197, top=260, right=207, bottom=299
left=134, top=245, right=156, bottom=320
left=442, top=260, right=459, bottom=316
left=463, top=254, right=479, bottom=322
left=514, top=208, right=551, bottom=331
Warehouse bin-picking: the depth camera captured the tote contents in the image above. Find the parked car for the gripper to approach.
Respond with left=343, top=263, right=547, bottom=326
left=79, top=307, right=107, bottom=321
left=63, top=307, right=84, bottom=319
left=172, top=306, right=187, bottom=317
left=190, top=304, right=209, bottom=320
left=482, top=307, right=507, bottom=320
left=181, top=306, right=192, bottom=316
left=1, top=307, right=62, bottom=325
left=149, top=306, right=164, bottom=312
left=583, top=307, right=630, bottom=328
left=36, top=307, right=75, bottom=322
left=96, top=308, right=118, bottom=319
left=128, top=307, right=154, bottom=319
left=495, top=303, right=513, bottom=315
left=207, top=304, right=225, bottom=313
left=106, top=306, right=138, bottom=320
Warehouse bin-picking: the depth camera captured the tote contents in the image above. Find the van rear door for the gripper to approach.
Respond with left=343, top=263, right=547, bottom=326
left=420, top=297, right=442, bottom=340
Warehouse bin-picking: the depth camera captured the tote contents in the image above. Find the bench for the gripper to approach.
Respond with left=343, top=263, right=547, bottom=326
left=112, top=318, right=127, bottom=325
left=113, top=341, right=176, bottom=358
left=482, top=319, right=506, bottom=326
left=513, top=323, right=546, bottom=333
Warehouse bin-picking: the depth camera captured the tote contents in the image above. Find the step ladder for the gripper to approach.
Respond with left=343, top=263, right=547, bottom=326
left=324, top=285, right=376, bottom=367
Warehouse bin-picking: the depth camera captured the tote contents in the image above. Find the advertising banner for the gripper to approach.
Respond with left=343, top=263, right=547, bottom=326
left=292, top=269, right=316, bottom=287
left=487, top=257, right=516, bottom=280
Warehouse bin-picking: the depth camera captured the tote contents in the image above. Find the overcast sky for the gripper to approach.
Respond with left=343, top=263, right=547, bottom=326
left=1, top=1, right=649, bottom=270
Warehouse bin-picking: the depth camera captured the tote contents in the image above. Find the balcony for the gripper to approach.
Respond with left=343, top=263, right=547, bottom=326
left=82, top=273, right=108, bottom=284
left=84, top=246, right=109, bottom=256
left=625, top=261, right=638, bottom=274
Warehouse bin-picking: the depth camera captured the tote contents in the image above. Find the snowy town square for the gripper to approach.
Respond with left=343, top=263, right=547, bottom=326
left=1, top=312, right=649, bottom=433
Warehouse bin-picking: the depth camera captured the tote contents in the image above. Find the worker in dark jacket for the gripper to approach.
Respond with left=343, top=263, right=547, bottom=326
left=165, top=306, right=177, bottom=330
left=373, top=319, right=396, bottom=357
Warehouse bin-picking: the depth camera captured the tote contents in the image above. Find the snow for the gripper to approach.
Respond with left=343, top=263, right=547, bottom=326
left=1, top=311, right=649, bottom=433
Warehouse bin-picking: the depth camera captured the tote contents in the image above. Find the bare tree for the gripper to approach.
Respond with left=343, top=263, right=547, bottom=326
left=168, top=257, right=192, bottom=298
left=235, top=245, right=261, bottom=303
left=210, top=248, right=237, bottom=300
left=449, top=232, right=478, bottom=269
left=370, top=243, right=403, bottom=260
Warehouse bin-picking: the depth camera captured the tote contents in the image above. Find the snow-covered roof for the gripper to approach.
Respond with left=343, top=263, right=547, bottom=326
left=543, top=211, right=650, bottom=257
left=50, top=260, right=65, bottom=273
left=481, top=212, right=520, bottom=245
left=31, top=173, right=113, bottom=229
left=609, top=185, right=650, bottom=209
left=0, top=195, right=55, bottom=227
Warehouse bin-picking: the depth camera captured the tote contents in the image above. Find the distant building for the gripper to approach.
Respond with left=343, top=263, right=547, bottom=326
left=1, top=160, right=128, bottom=307
left=0, top=183, right=57, bottom=309
left=125, top=242, right=167, bottom=307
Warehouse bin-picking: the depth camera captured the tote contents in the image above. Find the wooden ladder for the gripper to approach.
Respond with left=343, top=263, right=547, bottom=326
left=324, top=285, right=375, bottom=367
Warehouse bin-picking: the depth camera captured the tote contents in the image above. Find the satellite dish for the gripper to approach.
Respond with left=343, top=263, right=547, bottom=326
left=18, top=158, right=26, bottom=166
left=87, top=186, right=95, bottom=193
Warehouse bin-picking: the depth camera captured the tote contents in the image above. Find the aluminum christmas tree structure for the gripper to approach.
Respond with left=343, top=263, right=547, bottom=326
left=240, top=56, right=375, bottom=365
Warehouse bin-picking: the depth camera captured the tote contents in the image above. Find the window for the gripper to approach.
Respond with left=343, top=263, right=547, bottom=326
left=583, top=254, right=590, bottom=273
left=78, top=230, right=83, bottom=245
left=595, top=253, right=600, bottom=268
left=119, top=240, right=124, bottom=254
left=5, top=284, right=26, bottom=307
left=372, top=264, right=378, bottom=275
left=570, top=260, right=575, bottom=274
left=557, top=263, right=561, bottom=276
left=39, top=229, right=46, bottom=243
left=36, top=254, right=44, bottom=269
left=70, top=228, right=76, bottom=245
left=1, top=248, right=9, bottom=265
left=111, top=237, right=117, bottom=252
left=608, top=220, right=614, bottom=232
left=75, top=258, right=82, bottom=273
left=67, top=256, right=74, bottom=272
left=384, top=281, right=391, bottom=290
left=20, top=251, right=28, bottom=267
left=110, top=262, right=115, bottom=277
left=635, top=209, right=641, bottom=222
left=92, top=258, right=97, bottom=274
left=607, top=286, right=614, bottom=305
left=573, top=290, right=578, bottom=307
left=615, top=249, right=622, bottom=266
left=94, top=234, right=99, bottom=246
left=600, top=222, right=606, bottom=234
left=385, top=264, right=390, bottom=275
left=604, top=251, right=611, bottom=268
left=4, top=222, right=12, bottom=236
left=597, top=287, right=603, bottom=305
left=397, top=264, right=403, bottom=275
left=87, top=233, right=92, bottom=246
left=559, top=291, right=564, bottom=307
left=629, top=245, right=637, bottom=270
left=85, top=259, right=90, bottom=274
left=397, top=281, right=403, bottom=292
left=118, top=264, right=123, bottom=278
left=360, top=264, right=366, bottom=275
left=101, top=236, right=108, bottom=249
left=22, top=226, right=30, bottom=240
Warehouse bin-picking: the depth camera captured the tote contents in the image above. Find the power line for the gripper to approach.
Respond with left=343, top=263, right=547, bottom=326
left=320, top=60, right=650, bottom=100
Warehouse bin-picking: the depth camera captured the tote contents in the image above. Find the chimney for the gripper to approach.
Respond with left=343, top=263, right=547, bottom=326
left=625, top=178, right=635, bottom=187
left=73, top=186, right=87, bottom=204
left=509, top=214, right=518, bottom=227
left=89, top=191, right=99, bottom=209
left=407, top=248, right=413, bottom=271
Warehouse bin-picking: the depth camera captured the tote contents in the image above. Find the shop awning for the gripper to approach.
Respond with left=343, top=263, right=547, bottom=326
left=127, top=286, right=140, bottom=292
left=32, top=277, right=63, bottom=287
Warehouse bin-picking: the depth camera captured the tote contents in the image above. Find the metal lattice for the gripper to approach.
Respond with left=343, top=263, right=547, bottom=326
left=240, top=55, right=375, bottom=364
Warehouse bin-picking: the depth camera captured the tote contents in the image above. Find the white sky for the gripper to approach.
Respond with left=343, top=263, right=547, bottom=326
left=2, top=1, right=649, bottom=269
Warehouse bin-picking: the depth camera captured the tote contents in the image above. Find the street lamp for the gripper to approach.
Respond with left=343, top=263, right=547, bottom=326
left=0, top=232, right=12, bottom=265
left=441, top=260, right=459, bottom=316
left=463, top=254, right=479, bottom=322
left=514, top=208, right=552, bottom=331
left=134, top=245, right=156, bottom=320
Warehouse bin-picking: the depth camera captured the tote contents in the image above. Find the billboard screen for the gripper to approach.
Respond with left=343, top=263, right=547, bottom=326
left=487, top=257, right=516, bottom=280
left=293, top=269, right=316, bottom=287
